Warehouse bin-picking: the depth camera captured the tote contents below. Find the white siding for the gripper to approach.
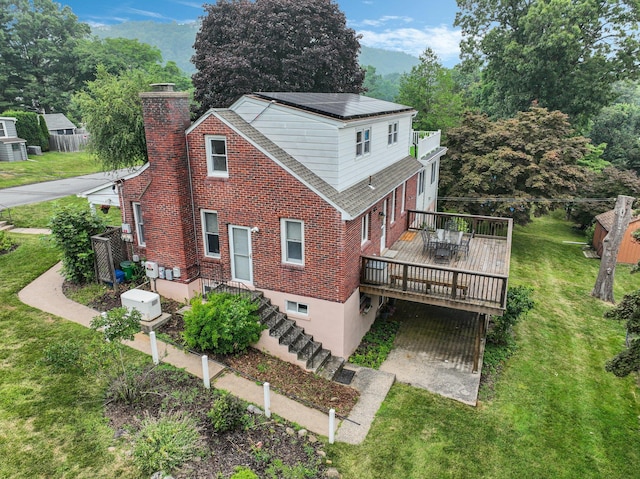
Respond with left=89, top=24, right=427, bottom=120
left=232, top=98, right=341, bottom=187
left=336, top=114, right=414, bottom=191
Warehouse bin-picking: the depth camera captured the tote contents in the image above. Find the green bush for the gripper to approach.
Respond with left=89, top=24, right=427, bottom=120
left=584, top=222, right=596, bottom=245
left=49, top=204, right=105, bottom=283
left=0, top=231, right=17, bottom=253
left=2, top=110, right=47, bottom=149
left=207, top=391, right=247, bottom=433
left=182, top=293, right=264, bottom=354
left=487, top=285, right=535, bottom=346
left=349, top=316, right=400, bottom=369
left=132, top=412, right=203, bottom=475
left=231, top=466, right=259, bottom=479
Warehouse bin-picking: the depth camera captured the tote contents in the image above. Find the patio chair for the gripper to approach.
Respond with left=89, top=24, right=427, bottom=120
left=457, top=230, right=474, bottom=259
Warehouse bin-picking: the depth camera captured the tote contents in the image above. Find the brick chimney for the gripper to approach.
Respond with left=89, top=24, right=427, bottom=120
left=139, top=83, right=198, bottom=282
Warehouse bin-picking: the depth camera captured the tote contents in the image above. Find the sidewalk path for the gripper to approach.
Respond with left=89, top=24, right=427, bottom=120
left=18, top=262, right=393, bottom=441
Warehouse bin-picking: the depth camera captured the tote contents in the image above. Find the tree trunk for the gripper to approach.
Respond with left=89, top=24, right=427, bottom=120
left=592, top=195, right=635, bottom=303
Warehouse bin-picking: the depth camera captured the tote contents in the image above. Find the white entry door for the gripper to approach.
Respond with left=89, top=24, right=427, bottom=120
left=380, top=198, right=387, bottom=252
left=416, top=169, right=426, bottom=210
left=229, top=225, right=253, bottom=283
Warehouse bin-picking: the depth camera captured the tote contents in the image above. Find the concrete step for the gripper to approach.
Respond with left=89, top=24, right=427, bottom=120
left=0, top=222, right=14, bottom=232
left=316, top=355, right=346, bottom=381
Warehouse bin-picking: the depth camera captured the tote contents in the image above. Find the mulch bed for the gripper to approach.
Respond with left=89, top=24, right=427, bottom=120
left=106, top=365, right=330, bottom=478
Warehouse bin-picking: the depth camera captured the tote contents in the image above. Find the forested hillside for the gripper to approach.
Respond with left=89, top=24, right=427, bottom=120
left=92, top=21, right=419, bottom=75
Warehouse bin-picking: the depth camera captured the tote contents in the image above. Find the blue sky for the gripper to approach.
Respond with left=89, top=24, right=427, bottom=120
left=61, top=1, right=461, bottom=65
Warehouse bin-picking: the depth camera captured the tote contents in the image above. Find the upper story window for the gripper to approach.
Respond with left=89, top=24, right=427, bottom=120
left=281, top=219, right=304, bottom=265
left=0, top=121, right=6, bottom=138
left=361, top=212, right=370, bottom=244
left=388, top=122, right=398, bottom=145
left=202, top=210, right=220, bottom=257
left=356, top=127, right=371, bottom=157
left=132, top=202, right=145, bottom=247
left=205, top=135, right=228, bottom=177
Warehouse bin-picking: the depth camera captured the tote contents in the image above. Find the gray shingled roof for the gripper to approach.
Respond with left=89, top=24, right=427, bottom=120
left=42, top=113, right=76, bottom=131
left=214, top=109, right=423, bottom=220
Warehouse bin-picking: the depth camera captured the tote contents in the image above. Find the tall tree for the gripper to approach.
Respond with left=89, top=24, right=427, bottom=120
left=0, top=0, right=91, bottom=113
left=396, top=48, right=464, bottom=133
left=72, top=67, right=150, bottom=170
left=192, top=0, right=364, bottom=112
left=455, top=0, right=640, bottom=127
left=440, top=107, right=590, bottom=225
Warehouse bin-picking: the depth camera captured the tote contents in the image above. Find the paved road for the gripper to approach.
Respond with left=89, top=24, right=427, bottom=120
left=0, top=169, right=137, bottom=208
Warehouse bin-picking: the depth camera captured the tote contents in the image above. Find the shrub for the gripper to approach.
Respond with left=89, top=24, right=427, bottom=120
left=49, top=204, right=105, bottom=283
left=107, top=363, right=156, bottom=405
left=207, top=391, right=247, bottom=433
left=0, top=231, right=17, bottom=253
left=182, top=293, right=264, bottom=354
left=584, top=222, right=596, bottom=245
left=487, top=285, right=535, bottom=346
left=133, top=412, right=203, bottom=475
left=231, top=466, right=259, bottom=479
left=90, top=307, right=141, bottom=343
left=349, top=316, right=400, bottom=369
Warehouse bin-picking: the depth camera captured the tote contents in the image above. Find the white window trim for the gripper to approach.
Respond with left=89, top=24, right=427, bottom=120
left=418, top=169, right=425, bottom=195
left=431, top=161, right=438, bottom=184
left=0, top=121, right=6, bottom=138
left=390, top=189, right=397, bottom=223
left=401, top=182, right=406, bottom=213
left=281, top=218, right=304, bottom=265
left=286, top=300, right=309, bottom=316
left=201, top=209, right=221, bottom=258
left=205, top=135, right=229, bottom=177
left=356, top=126, right=371, bottom=157
left=361, top=212, right=370, bottom=244
left=388, top=121, right=398, bottom=145
left=132, top=202, right=146, bottom=247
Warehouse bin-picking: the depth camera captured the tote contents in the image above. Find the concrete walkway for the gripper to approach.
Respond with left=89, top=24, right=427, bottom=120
left=18, top=261, right=394, bottom=442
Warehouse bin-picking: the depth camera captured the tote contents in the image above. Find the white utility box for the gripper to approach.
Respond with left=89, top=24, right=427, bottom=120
left=121, top=289, right=162, bottom=321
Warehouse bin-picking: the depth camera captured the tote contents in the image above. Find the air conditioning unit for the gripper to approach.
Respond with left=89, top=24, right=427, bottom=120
left=121, top=289, right=162, bottom=321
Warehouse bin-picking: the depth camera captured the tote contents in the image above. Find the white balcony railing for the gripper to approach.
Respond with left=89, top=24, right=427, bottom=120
left=412, top=130, right=441, bottom=159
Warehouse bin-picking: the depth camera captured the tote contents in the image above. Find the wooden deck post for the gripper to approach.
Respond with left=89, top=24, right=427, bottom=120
left=472, top=313, right=486, bottom=373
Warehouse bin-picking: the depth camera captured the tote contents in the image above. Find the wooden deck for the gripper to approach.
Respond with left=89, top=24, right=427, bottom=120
left=360, top=211, right=512, bottom=316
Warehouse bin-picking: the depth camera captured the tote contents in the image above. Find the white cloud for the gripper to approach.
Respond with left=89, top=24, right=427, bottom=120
left=124, top=8, right=171, bottom=20
left=358, top=25, right=462, bottom=65
left=360, top=15, right=413, bottom=27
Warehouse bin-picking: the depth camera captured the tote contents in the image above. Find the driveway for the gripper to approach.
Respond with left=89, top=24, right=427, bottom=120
left=380, top=301, right=483, bottom=406
left=0, top=168, right=137, bottom=208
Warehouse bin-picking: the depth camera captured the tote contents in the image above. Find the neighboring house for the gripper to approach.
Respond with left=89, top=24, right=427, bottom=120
left=42, top=113, right=89, bottom=152
left=111, top=84, right=510, bottom=367
left=42, top=113, right=77, bottom=135
left=593, top=209, right=640, bottom=264
left=0, top=116, right=28, bottom=162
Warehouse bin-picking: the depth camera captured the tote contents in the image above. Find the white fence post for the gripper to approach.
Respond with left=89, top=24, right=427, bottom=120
left=329, top=409, right=335, bottom=444
left=149, top=331, right=159, bottom=365
left=264, top=382, right=271, bottom=418
left=202, top=355, right=210, bottom=389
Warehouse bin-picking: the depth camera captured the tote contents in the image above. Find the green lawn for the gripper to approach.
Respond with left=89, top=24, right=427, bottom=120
left=0, top=151, right=105, bottom=189
left=330, top=212, right=640, bottom=479
left=2, top=213, right=640, bottom=478
left=7, top=195, right=122, bottom=228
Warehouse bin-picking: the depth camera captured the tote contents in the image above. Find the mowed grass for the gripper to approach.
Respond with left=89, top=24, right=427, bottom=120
left=0, top=151, right=104, bottom=189
left=8, top=195, right=122, bottom=228
left=0, top=235, right=138, bottom=478
left=331, top=211, right=640, bottom=479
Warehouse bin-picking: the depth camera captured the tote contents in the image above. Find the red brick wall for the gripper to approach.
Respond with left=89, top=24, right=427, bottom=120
left=189, top=115, right=354, bottom=302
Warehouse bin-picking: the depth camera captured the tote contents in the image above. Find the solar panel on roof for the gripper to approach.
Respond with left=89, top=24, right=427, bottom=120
left=253, top=92, right=414, bottom=120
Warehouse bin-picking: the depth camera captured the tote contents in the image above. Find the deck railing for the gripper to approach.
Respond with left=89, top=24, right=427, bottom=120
left=360, top=256, right=508, bottom=311
left=412, top=130, right=441, bottom=159
left=406, top=210, right=511, bottom=238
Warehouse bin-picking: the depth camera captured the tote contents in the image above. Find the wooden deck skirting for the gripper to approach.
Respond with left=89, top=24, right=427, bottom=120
left=360, top=210, right=512, bottom=316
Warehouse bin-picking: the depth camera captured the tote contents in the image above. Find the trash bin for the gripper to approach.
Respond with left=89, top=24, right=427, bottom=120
left=120, top=261, right=134, bottom=281
left=115, top=269, right=125, bottom=284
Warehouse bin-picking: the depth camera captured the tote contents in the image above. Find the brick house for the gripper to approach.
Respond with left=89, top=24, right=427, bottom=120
left=117, top=84, right=447, bottom=362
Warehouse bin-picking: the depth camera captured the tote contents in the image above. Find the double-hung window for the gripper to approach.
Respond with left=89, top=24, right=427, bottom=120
left=281, top=219, right=304, bottom=265
left=388, top=122, right=398, bottom=145
left=361, top=213, right=370, bottom=244
left=356, top=127, right=371, bottom=157
left=202, top=210, right=220, bottom=257
left=205, top=135, right=228, bottom=176
left=0, top=121, right=6, bottom=138
left=132, top=202, right=145, bottom=247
